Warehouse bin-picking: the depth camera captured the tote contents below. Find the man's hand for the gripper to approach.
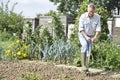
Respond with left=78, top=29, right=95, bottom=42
left=92, top=31, right=99, bottom=42
left=91, top=37, right=97, bottom=42
left=85, top=36, right=92, bottom=42
left=80, top=30, right=92, bottom=42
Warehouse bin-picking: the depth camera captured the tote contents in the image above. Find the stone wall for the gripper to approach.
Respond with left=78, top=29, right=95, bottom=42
left=24, top=16, right=75, bottom=39
left=112, top=15, right=120, bottom=44
left=39, top=16, right=75, bottom=38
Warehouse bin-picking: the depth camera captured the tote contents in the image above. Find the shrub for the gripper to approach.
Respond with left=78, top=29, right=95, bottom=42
left=91, top=41, right=120, bottom=71
left=51, top=13, right=66, bottom=40
left=0, top=0, right=24, bottom=39
left=0, top=29, right=13, bottom=41
left=5, top=39, right=30, bottom=60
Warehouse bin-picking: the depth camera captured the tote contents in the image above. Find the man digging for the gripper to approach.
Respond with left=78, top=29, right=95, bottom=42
left=78, top=3, right=101, bottom=74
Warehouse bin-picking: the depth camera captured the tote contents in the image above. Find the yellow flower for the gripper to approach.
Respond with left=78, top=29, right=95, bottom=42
left=11, top=42, right=15, bottom=46
left=8, top=45, right=12, bottom=48
left=13, top=54, right=16, bottom=57
left=23, top=45, right=29, bottom=49
left=17, top=51, right=21, bottom=56
left=22, top=53, right=27, bottom=58
left=6, top=50, right=11, bottom=54
left=6, top=53, right=10, bottom=56
left=16, top=40, right=20, bottom=43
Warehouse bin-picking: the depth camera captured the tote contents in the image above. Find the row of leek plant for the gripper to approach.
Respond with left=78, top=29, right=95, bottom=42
left=39, top=39, right=77, bottom=64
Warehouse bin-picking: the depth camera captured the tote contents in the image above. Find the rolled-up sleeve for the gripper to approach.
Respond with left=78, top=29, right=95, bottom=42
left=96, top=16, right=101, bottom=32
left=79, top=15, right=84, bottom=32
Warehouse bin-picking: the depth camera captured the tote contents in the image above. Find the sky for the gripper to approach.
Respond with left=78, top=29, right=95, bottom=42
left=3, top=0, right=57, bottom=18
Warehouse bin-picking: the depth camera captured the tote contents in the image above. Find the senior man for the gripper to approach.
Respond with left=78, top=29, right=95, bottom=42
left=78, top=3, right=101, bottom=73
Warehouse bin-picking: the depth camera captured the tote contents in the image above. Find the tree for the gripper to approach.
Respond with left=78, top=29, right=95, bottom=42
left=0, top=0, right=24, bottom=38
left=51, top=13, right=66, bottom=40
left=44, top=10, right=56, bottom=16
left=36, top=13, right=43, bottom=18
left=50, top=0, right=119, bottom=18
left=49, top=0, right=83, bottom=18
left=90, top=0, right=120, bottom=16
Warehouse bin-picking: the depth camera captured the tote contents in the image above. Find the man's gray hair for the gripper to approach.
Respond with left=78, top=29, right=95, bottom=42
left=88, top=3, right=96, bottom=10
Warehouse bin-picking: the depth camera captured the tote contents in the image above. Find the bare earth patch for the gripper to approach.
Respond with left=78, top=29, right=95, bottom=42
left=0, top=61, right=120, bottom=80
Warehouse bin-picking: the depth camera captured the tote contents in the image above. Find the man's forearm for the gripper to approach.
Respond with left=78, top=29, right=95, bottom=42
left=80, top=30, right=88, bottom=38
left=94, top=31, right=100, bottom=38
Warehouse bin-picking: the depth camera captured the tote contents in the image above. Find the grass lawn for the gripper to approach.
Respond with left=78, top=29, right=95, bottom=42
left=0, top=40, right=13, bottom=49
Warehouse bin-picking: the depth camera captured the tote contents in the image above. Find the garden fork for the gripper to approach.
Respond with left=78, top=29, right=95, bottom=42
left=86, top=41, right=92, bottom=71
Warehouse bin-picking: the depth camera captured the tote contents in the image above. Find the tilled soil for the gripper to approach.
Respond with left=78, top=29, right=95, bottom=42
left=0, top=61, right=119, bottom=80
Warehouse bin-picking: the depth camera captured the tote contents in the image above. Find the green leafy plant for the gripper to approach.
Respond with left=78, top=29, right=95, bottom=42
left=73, top=52, right=81, bottom=67
left=0, top=29, right=13, bottom=41
left=23, top=19, right=54, bottom=60
left=22, top=13, right=67, bottom=61
left=0, top=77, right=4, bottom=80
left=21, top=72, right=40, bottom=80
left=91, top=41, right=120, bottom=71
left=65, top=77, right=75, bottom=80
left=39, top=39, right=77, bottom=64
left=51, top=13, right=66, bottom=40
left=5, top=39, right=30, bottom=60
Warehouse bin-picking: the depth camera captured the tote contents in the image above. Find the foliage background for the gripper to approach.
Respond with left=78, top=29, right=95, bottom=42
left=0, top=0, right=24, bottom=40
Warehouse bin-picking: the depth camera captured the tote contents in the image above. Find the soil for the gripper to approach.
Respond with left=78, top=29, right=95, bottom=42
left=0, top=60, right=120, bottom=80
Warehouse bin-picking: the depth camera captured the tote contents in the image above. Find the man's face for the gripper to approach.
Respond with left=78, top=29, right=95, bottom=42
left=88, top=7, right=95, bottom=18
